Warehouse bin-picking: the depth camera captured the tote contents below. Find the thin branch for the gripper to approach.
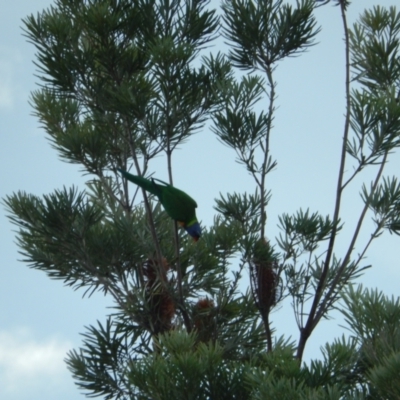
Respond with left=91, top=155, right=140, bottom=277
left=124, top=118, right=164, bottom=269
left=263, top=312, right=273, bottom=352
left=299, top=251, right=314, bottom=329
left=314, top=152, right=388, bottom=325
left=166, top=124, right=191, bottom=331
left=296, top=0, right=351, bottom=362
left=353, top=225, right=382, bottom=269
left=341, top=154, right=387, bottom=269
left=341, top=163, right=363, bottom=190
left=98, top=171, right=125, bottom=208
left=173, top=221, right=192, bottom=331
left=260, top=66, right=275, bottom=240
left=342, top=150, right=383, bottom=190
left=80, top=252, right=137, bottom=322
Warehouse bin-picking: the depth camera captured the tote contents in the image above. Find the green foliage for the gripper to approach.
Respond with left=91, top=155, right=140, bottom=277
left=128, top=332, right=251, bottom=400
left=66, top=317, right=143, bottom=400
left=301, top=336, right=361, bottom=395
left=339, top=285, right=400, bottom=398
left=348, top=88, right=400, bottom=167
left=4, top=0, right=400, bottom=398
left=278, top=209, right=340, bottom=256
left=23, top=0, right=231, bottom=175
left=350, top=6, right=400, bottom=91
left=221, top=0, right=320, bottom=70
left=361, top=176, right=400, bottom=235
left=368, top=353, right=400, bottom=400
left=215, top=191, right=267, bottom=229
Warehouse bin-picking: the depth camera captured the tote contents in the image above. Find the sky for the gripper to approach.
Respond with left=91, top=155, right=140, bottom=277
left=1, top=0, right=399, bottom=399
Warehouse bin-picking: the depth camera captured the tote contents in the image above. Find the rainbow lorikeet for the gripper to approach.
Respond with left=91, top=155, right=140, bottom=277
left=118, top=169, right=201, bottom=241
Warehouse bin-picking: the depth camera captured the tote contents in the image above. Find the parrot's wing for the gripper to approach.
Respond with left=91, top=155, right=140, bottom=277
left=152, top=179, right=197, bottom=209
left=118, top=169, right=198, bottom=222
left=161, top=186, right=198, bottom=222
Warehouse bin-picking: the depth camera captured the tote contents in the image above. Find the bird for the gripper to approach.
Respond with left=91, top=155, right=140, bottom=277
left=117, top=168, right=201, bottom=241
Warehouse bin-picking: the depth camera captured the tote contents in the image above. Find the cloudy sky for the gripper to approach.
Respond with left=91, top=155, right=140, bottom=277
left=1, top=0, right=399, bottom=399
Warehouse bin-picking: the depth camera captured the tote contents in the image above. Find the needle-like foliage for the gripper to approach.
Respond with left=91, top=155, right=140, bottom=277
left=3, top=0, right=400, bottom=398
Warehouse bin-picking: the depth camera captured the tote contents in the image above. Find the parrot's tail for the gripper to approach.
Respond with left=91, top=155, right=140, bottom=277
left=117, top=169, right=159, bottom=196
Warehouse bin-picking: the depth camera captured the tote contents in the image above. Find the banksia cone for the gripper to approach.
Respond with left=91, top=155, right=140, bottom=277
left=143, top=257, right=170, bottom=285
left=143, top=258, right=175, bottom=334
left=250, top=239, right=282, bottom=312
left=193, top=297, right=215, bottom=343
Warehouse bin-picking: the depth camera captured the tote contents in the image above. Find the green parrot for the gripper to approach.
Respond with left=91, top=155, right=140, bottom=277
left=118, top=169, right=201, bottom=241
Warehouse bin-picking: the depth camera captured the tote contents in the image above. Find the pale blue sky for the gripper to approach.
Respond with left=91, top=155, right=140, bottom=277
left=1, top=1, right=399, bottom=399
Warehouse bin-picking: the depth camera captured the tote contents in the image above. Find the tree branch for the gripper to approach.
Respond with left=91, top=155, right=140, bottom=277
left=296, top=0, right=351, bottom=361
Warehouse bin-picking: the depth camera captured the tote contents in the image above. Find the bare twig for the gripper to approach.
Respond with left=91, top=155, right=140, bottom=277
left=296, top=0, right=351, bottom=362
left=124, top=121, right=163, bottom=263
left=260, top=66, right=276, bottom=240
left=314, top=152, right=388, bottom=325
left=166, top=141, right=192, bottom=331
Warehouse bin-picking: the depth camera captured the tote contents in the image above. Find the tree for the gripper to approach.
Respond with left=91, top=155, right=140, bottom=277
left=4, top=0, right=400, bottom=398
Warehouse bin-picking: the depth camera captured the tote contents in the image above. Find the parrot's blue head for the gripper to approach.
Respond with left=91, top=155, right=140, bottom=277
left=185, top=221, right=202, bottom=242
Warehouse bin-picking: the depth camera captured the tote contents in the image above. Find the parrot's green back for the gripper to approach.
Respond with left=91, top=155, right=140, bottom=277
left=118, top=169, right=198, bottom=225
